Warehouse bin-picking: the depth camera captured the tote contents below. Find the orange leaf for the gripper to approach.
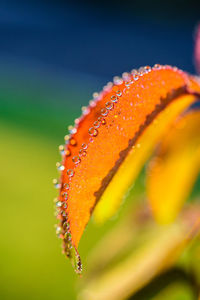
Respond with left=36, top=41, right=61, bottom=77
left=54, top=65, right=200, bottom=273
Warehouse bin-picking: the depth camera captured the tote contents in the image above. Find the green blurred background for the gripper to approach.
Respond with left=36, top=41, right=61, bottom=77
left=0, top=62, right=125, bottom=299
left=1, top=1, right=200, bottom=299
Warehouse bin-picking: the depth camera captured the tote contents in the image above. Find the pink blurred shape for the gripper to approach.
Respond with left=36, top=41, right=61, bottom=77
left=194, top=23, right=200, bottom=74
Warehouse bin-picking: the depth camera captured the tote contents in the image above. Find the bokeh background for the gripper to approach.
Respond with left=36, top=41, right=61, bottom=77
left=1, top=1, right=200, bottom=299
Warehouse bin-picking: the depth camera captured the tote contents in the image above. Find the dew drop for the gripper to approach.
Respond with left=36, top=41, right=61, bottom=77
left=53, top=179, right=61, bottom=189
left=56, top=201, right=62, bottom=208
left=116, top=90, right=122, bottom=97
left=88, top=127, right=98, bottom=137
left=81, top=143, right=88, bottom=149
left=56, top=225, right=61, bottom=231
left=59, top=145, right=65, bottom=156
left=60, top=233, right=65, bottom=239
left=54, top=208, right=60, bottom=217
left=154, top=64, right=161, bottom=69
left=63, top=203, right=68, bottom=209
left=97, top=116, right=102, bottom=122
left=56, top=162, right=65, bottom=171
left=103, top=82, right=113, bottom=92
left=63, top=221, right=70, bottom=230
left=65, top=149, right=71, bottom=157
left=70, top=127, right=77, bottom=134
left=107, top=82, right=113, bottom=88
left=101, top=107, right=108, bottom=116
left=81, top=106, right=87, bottom=112
left=56, top=213, right=62, bottom=220
left=64, top=135, right=70, bottom=143
left=89, top=100, right=96, bottom=107
left=133, top=75, right=139, bottom=81
left=144, top=66, right=151, bottom=73
left=61, top=191, right=68, bottom=200
left=75, top=118, right=80, bottom=125
left=62, top=211, right=67, bottom=217
left=98, top=116, right=106, bottom=125
left=70, top=138, right=77, bottom=146
left=138, top=67, right=145, bottom=74
left=105, top=101, right=114, bottom=110
left=131, top=69, right=137, bottom=75
left=125, top=81, right=131, bottom=87
left=111, top=95, right=118, bottom=103
left=94, top=120, right=100, bottom=128
left=64, top=231, right=72, bottom=242
left=113, top=76, right=123, bottom=85
left=93, top=92, right=99, bottom=99
left=79, top=149, right=87, bottom=156
left=68, top=125, right=77, bottom=134
left=123, top=88, right=129, bottom=94
left=63, top=183, right=69, bottom=190
left=72, top=156, right=81, bottom=164
left=56, top=226, right=62, bottom=236
left=122, top=72, right=130, bottom=80
left=68, top=232, right=72, bottom=241
left=67, top=169, right=74, bottom=177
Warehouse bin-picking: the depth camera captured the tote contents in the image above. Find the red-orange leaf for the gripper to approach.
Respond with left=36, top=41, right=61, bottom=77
left=54, top=65, right=200, bottom=273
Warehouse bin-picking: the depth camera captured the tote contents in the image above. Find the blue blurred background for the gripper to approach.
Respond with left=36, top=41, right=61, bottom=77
left=0, top=1, right=200, bottom=299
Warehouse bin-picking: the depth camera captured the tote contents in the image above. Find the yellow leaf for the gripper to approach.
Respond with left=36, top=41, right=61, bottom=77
left=147, top=110, right=200, bottom=223
left=94, top=95, right=198, bottom=223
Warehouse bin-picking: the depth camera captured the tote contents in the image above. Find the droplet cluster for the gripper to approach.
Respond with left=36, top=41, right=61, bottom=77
left=53, top=64, right=183, bottom=271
